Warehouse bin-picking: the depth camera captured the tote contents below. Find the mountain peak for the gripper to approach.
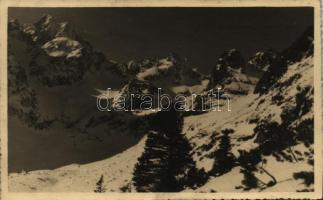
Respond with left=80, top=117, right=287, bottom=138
left=209, top=49, right=254, bottom=94
left=216, top=49, right=245, bottom=70
left=8, top=14, right=80, bottom=45
left=254, top=26, right=313, bottom=95
left=282, top=25, right=313, bottom=64
left=244, top=49, right=280, bottom=77
left=34, top=14, right=54, bottom=29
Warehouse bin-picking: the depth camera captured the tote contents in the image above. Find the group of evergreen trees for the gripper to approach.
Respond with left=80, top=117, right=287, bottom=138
left=132, top=106, right=206, bottom=192
left=237, top=148, right=277, bottom=191
left=132, top=105, right=288, bottom=192
left=209, top=128, right=278, bottom=191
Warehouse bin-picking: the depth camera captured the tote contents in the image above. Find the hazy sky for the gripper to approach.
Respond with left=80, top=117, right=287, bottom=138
left=9, top=7, right=313, bottom=73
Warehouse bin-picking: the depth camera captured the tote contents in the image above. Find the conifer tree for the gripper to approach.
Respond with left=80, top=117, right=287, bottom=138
left=211, top=129, right=235, bottom=176
left=94, top=175, right=106, bottom=193
left=240, top=168, right=259, bottom=190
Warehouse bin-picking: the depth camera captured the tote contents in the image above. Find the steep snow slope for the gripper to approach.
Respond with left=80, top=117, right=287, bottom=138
left=183, top=55, right=314, bottom=192
left=189, top=145, right=311, bottom=192
left=9, top=136, right=147, bottom=192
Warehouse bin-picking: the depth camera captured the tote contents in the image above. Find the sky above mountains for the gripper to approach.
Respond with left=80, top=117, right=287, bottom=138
left=9, top=7, right=313, bottom=73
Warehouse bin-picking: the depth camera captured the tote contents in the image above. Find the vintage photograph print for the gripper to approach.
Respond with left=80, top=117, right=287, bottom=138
left=0, top=0, right=322, bottom=199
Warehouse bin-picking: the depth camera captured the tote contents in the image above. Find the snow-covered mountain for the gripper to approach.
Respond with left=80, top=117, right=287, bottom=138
left=209, top=49, right=258, bottom=96
left=8, top=15, right=146, bottom=173
left=8, top=14, right=208, bottom=173
left=8, top=15, right=314, bottom=193
left=98, top=54, right=209, bottom=111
